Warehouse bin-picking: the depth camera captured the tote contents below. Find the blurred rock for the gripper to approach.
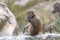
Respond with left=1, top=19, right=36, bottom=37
left=22, top=33, right=60, bottom=40
left=15, top=0, right=29, bottom=6
left=0, top=0, right=15, bottom=3
left=14, top=0, right=33, bottom=6
left=0, top=2, right=18, bottom=36
left=0, top=33, right=60, bottom=40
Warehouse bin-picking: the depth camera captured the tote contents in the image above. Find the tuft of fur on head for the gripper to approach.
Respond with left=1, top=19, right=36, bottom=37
left=26, top=9, right=36, bottom=15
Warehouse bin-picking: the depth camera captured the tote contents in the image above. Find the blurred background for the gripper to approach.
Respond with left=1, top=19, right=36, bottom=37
left=0, top=0, right=60, bottom=33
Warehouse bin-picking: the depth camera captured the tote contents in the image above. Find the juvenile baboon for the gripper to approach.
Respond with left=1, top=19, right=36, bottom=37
left=23, top=9, right=41, bottom=36
left=51, top=2, right=60, bottom=17
left=42, top=25, right=54, bottom=34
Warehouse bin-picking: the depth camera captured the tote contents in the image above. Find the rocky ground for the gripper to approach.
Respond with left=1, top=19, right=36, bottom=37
left=0, top=33, right=60, bottom=40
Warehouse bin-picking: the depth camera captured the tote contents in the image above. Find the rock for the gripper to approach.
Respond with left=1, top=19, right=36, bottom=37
left=0, top=2, right=18, bottom=36
left=23, top=33, right=60, bottom=40
left=0, top=33, right=60, bottom=40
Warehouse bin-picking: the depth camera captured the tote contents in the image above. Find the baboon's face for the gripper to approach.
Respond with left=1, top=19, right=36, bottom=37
left=26, top=10, right=35, bottom=21
left=51, top=3, right=60, bottom=13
